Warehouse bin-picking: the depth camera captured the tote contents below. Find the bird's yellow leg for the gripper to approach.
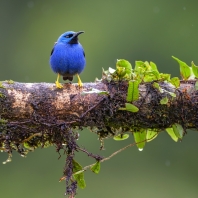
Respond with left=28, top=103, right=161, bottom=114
left=76, top=74, right=83, bottom=87
left=55, top=73, right=63, bottom=88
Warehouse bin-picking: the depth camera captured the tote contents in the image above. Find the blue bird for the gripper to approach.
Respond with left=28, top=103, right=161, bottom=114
left=50, top=31, right=86, bottom=88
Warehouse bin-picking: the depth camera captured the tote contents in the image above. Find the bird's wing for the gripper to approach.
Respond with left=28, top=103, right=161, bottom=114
left=50, top=42, right=57, bottom=56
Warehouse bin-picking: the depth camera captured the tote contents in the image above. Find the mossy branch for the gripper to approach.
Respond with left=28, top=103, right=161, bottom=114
left=0, top=80, right=197, bottom=141
left=0, top=78, right=197, bottom=196
left=1, top=57, right=198, bottom=197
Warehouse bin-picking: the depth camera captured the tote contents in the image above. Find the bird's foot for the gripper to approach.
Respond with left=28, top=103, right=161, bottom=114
left=78, top=80, right=83, bottom=87
left=55, top=80, right=63, bottom=88
left=77, top=74, right=83, bottom=87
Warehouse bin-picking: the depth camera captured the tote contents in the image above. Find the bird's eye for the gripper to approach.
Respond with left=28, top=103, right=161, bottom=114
left=65, top=34, right=73, bottom=38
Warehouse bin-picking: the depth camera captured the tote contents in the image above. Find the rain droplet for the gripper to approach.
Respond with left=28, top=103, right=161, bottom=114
left=138, top=148, right=143, bottom=151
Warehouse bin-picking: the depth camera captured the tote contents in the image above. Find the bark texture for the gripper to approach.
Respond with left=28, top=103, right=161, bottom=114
left=0, top=80, right=197, bottom=151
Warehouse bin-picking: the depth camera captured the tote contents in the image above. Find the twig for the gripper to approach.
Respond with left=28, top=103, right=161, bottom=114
left=80, top=96, right=106, bottom=119
left=22, top=132, right=42, bottom=143
left=83, top=141, right=137, bottom=171
left=83, top=134, right=157, bottom=171
left=59, top=134, right=157, bottom=182
left=77, top=147, right=103, bottom=161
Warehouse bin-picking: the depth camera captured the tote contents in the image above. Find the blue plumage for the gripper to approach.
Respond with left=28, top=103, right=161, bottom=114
left=50, top=31, right=86, bottom=88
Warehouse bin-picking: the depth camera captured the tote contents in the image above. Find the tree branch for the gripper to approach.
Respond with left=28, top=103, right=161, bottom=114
left=1, top=79, right=197, bottom=196
left=0, top=80, right=197, bottom=136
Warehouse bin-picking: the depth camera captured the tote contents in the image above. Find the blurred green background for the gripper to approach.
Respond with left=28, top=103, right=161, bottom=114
left=1, top=0, right=198, bottom=197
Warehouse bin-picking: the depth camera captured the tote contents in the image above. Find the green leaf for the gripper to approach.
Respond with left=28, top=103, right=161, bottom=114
left=116, top=59, right=132, bottom=78
left=133, top=129, right=146, bottom=151
left=134, top=61, right=144, bottom=71
left=168, top=92, right=176, bottom=97
left=146, top=129, right=158, bottom=142
left=143, top=76, right=155, bottom=82
left=191, top=61, right=198, bottom=78
left=170, top=77, right=180, bottom=88
left=144, top=61, right=150, bottom=68
left=73, top=159, right=83, bottom=173
left=159, top=73, right=171, bottom=81
left=153, top=82, right=160, bottom=89
left=125, top=103, right=139, bottom=112
left=144, top=71, right=159, bottom=82
left=150, top=61, right=159, bottom=73
left=116, top=59, right=132, bottom=73
left=160, top=97, right=169, bottom=105
left=143, top=75, right=155, bottom=82
left=72, top=160, right=86, bottom=189
left=126, top=80, right=139, bottom=102
left=90, top=161, right=101, bottom=174
left=172, top=56, right=191, bottom=80
left=151, top=70, right=160, bottom=79
left=149, top=62, right=160, bottom=79
left=74, top=174, right=86, bottom=189
left=116, top=67, right=126, bottom=78
left=119, top=103, right=139, bottom=112
left=195, top=81, right=198, bottom=90
left=172, top=123, right=184, bottom=139
left=113, top=134, right=129, bottom=141
left=134, top=61, right=148, bottom=79
left=166, top=128, right=178, bottom=142
left=23, top=142, right=31, bottom=149
left=189, top=67, right=195, bottom=80
left=153, top=82, right=163, bottom=93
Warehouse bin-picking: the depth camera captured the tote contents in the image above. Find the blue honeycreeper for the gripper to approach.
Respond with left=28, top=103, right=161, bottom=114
left=50, top=31, right=86, bottom=88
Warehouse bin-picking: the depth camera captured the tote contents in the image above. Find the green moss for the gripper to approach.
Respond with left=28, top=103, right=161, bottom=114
left=0, top=92, right=4, bottom=98
left=0, top=119, right=8, bottom=124
left=0, top=82, right=5, bottom=88
left=5, top=80, right=14, bottom=84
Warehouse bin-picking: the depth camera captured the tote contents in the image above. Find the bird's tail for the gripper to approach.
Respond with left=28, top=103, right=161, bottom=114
left=63, top=76, right=73, bottom=81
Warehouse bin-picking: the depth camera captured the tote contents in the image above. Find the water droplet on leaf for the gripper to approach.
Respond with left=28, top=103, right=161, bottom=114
left=138, top=148, right=143, bottom=151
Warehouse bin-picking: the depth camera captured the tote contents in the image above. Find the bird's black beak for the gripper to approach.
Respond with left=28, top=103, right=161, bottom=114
left=69, top=31, right=84, bottom=44
left=74, top=31, right=84, bottom=37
